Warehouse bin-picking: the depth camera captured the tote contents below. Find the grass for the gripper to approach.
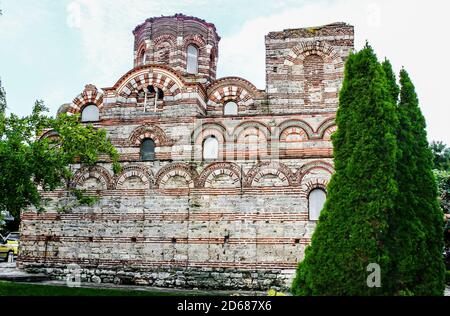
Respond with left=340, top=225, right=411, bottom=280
left=0, top=281, right=203, bottom=296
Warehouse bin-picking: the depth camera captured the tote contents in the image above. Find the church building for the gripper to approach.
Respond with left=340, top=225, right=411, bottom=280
left=18, top=14, right=354, bottom=290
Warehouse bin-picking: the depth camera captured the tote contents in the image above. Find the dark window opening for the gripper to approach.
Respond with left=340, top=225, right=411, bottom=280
left=140, top=138, right=156, bottom=161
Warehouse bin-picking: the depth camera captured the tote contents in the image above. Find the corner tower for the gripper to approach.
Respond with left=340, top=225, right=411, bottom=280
left=132, top=13, right=220, bottom=85
left=265, top=23, right=354, bottom=114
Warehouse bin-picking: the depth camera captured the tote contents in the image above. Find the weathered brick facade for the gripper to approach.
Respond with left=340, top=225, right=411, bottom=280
left=18, top=14, right=354, bottom=290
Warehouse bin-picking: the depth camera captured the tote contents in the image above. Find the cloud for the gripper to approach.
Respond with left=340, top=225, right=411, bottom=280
left=65, top=0, right=209, bottom=87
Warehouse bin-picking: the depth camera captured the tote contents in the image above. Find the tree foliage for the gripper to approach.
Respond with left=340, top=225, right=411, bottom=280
left=0, top=95, right=120, bottom=224
left=292, top=45, right=399, bottom=295
left=386, top=68, right=445, bottom=295
left=292, top=45, right=446, bottom=295
left=430, top=141, right=450, bottom=171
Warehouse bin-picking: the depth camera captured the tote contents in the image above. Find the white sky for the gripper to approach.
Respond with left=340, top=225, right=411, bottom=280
left=1, top=0, right=449, bottom=144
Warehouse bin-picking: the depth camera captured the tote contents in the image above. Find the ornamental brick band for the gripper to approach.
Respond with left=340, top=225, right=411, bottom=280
left=18, top=15, right=354, bottom=291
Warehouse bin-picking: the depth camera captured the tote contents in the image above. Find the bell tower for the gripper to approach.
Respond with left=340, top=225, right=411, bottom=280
left=132, top=14, right=220, bottom=84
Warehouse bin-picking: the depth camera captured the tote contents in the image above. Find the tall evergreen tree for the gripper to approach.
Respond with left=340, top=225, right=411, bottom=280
left=292, top=45, right=399, bottom=295
left=382, top=59, right=399, bottom=104
left=389, top=69, right=445, bottom=295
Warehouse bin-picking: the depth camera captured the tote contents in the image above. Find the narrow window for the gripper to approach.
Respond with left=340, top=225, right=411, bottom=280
left=308, top=188, right=326, bottom=221
left=224, top=101, right=238, bottom=115
left=81, top=104, right=99, bottom=122
left=187, top=44, right=199, bottom=74
left=139, top=48, right=147, bottom=66
left=203, top=135, right=218, bottom=160
left=140, top=138, right=155, bottom=161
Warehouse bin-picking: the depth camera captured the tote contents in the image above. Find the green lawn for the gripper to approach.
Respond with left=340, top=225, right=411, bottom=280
left=0, top=281, right=203, bottom=296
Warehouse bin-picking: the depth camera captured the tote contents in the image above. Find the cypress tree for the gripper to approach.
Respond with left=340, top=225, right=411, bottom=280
left=389, top=69, right=445, bottom=295
left=292, top=45, right=399, bottom=295
left=382, top=59, right=399, bottom=104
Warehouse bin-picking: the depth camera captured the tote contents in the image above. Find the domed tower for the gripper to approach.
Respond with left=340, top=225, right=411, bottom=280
left=132, top=14, right=220, bottom=84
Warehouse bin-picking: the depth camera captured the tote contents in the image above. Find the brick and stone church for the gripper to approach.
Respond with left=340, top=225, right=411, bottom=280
left=18, top=14, right=354, bottom=290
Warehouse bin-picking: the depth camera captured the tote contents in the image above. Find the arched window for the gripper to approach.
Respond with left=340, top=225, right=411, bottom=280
left=81, top=104, right=99, bottom=122
left=308, top=188, right=326, bottom=221
left=186, top=44, right=198, bottom=74
left=224, top=101, right=238, bottom=115
left=140, top=138, right=155, bottom=161
left=203, top=135, right=218, bottom=160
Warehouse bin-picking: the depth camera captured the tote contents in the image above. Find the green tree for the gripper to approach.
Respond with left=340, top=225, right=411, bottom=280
left=434, top=170, right=450, bottom=215
left=0, top=98, right=120, bottom=227
left=382, top=59, right=399, bottom=104
left=430, top=141, right=450, bottom=171
left=292, top=45, right=399, bottom=295
left=387, top=69, right=445, bottom=295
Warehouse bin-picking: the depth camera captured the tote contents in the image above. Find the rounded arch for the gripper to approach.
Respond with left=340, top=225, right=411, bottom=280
left=129, top=124, right=171, bottom=147
left=233, top=120, right=271, bottom=141
left=192, top=122, right=227, bottom=145
left=244, top=161, right=294, bottom=187
left=72, top=165, right=114, bottom=190
left=191, top=122, right=228, bottom=161
left=39, top=129, right=59, bottom=141
left=295, top=160, right=334, bottom=184
left=182, top=34, right=206, bottom=51
left=284, top=41, right=342, bottom=67
left=153, top=34, right=177, bottom=48
left=207, top=77, right=260, bottom=108
left=302, top=179, right=329, bottom=199
left=135, top=41, right=148, bottom=65
left=66, top=85, right=104, bottom=116
left=278, top=119, right=314, bottom=141
left=196, top=162, right=242, bottom=188
left=155, top=163, right=198, bottom=189
left=107, top=65, right=185, bottom=101
left=316, top=117, right=336, bottom=139
left=114, top=165, right=153, bottom=189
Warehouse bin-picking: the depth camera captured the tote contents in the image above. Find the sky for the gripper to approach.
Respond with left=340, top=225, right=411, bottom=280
left=0, top=0, right=449, bottom=144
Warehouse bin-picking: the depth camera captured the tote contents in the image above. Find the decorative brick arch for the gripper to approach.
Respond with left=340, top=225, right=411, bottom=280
left=114, top=165, right=153, bottom=189
left=107, top=65, right=185, bottom=101
left=191, top=122, right=228, bottom=160
left=244, top=161, right=294, bottom=187
left=295, top=160, right=334, bottom=184
left=206, top=77, right=259, bottom=108
left=300, top=178, right=329, bottom=198
left=72, top=165, right=114, bottom=190
left=196, top=162, right=242, bottom=188
left=192, top=122, right=228, bottom=145
left=153, top=34, right=177, bottom=47
left=322, top=125, right=337, bottom=141
left=233, top=121, right=271, bottom=141
left=182, top=34, right=206, bottom=51
left=153, top=34, right=176, bottom=64
left=129, top=124, right=172, bottom=147
left=135, top=41, right=148, bottom=65
left=284, top=41, right=342, bottom=66
left=316, top=117, right=336, bottom=139
left=278, top=119, right=314, bottom=141
left=155, top=163, right=198, bottom=189
left=39, top=129, right=59, bottom=141
left=66, top=85, right=104, bottom=115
